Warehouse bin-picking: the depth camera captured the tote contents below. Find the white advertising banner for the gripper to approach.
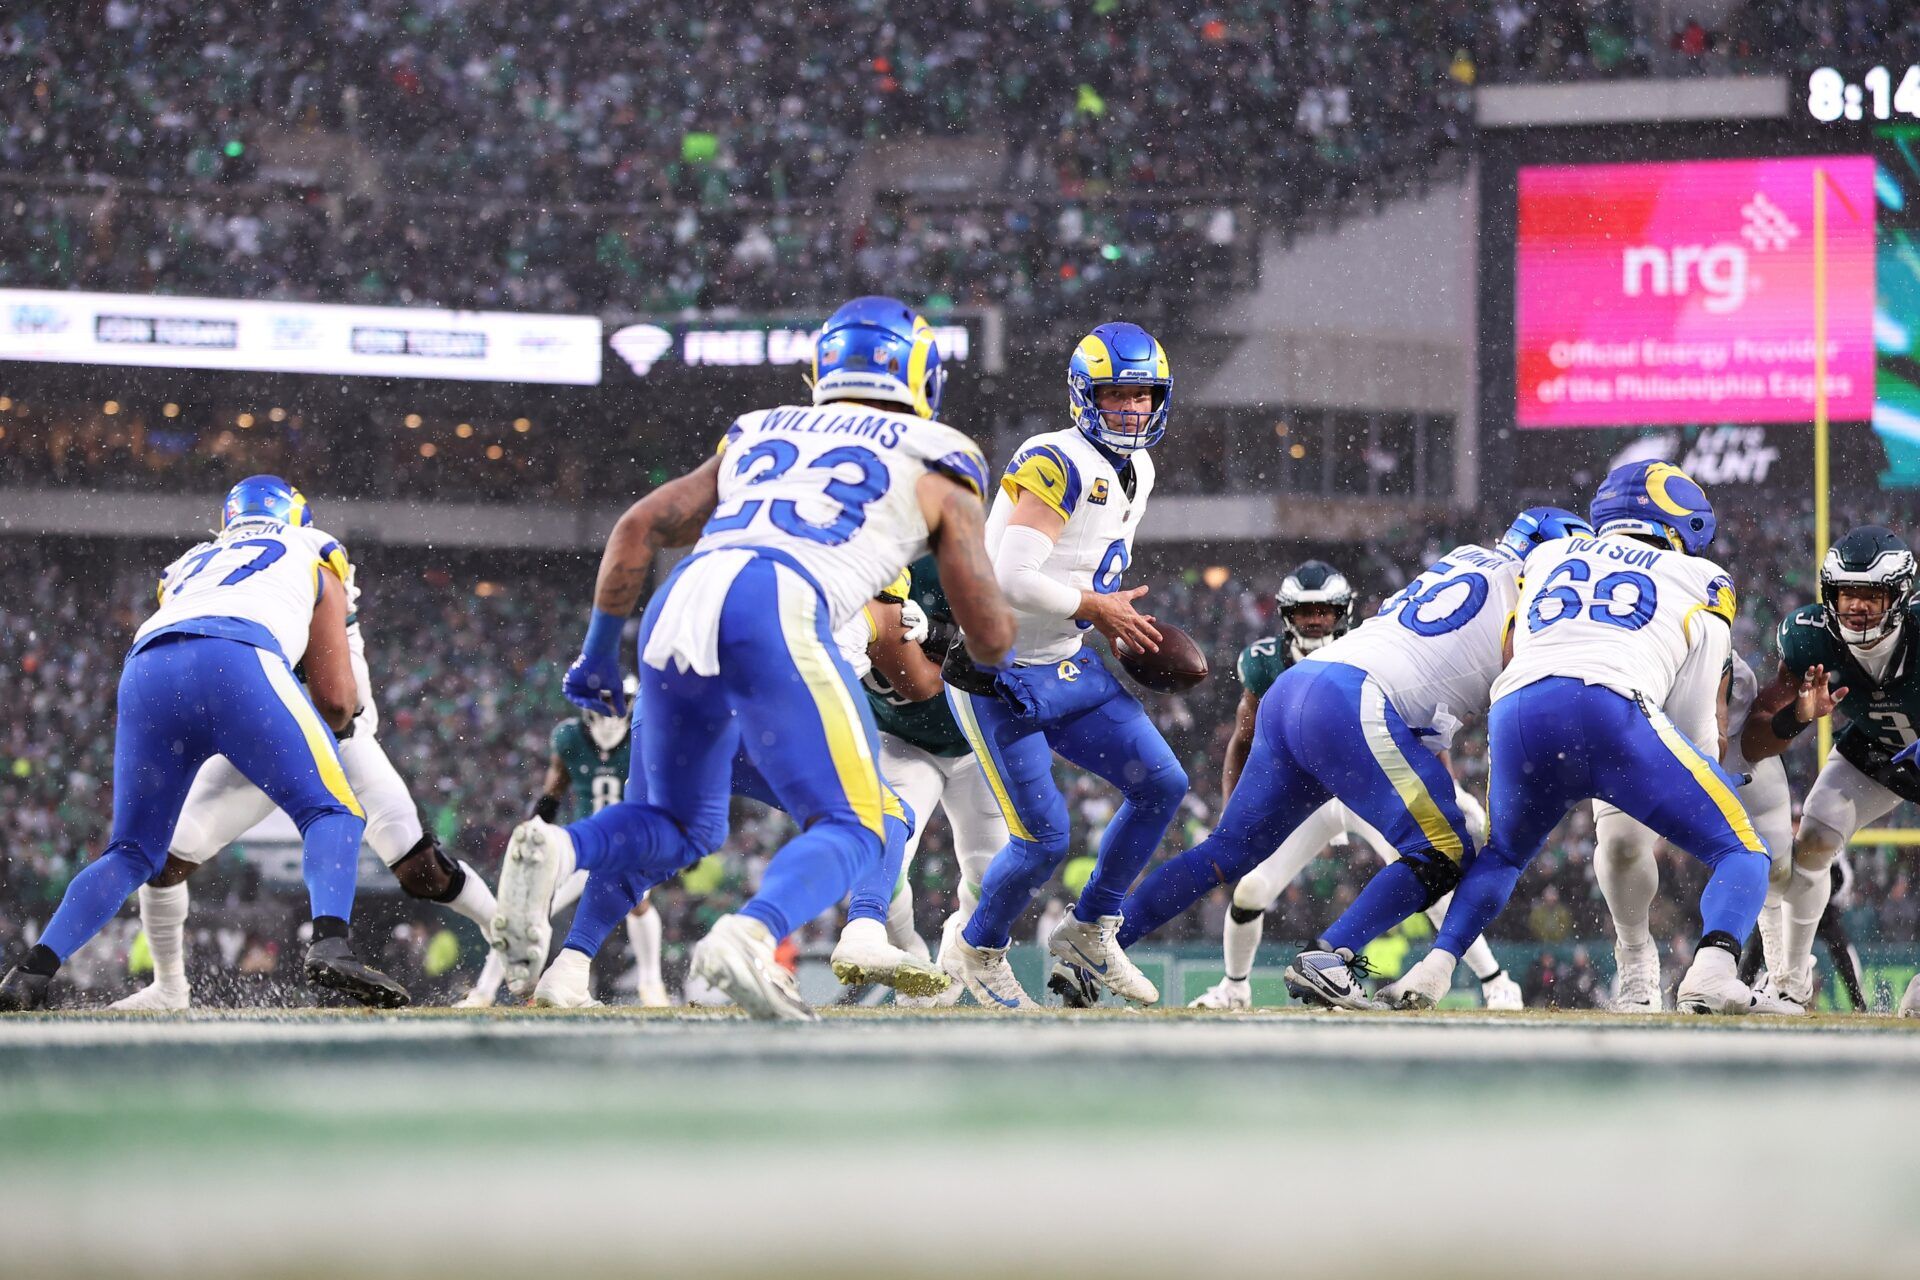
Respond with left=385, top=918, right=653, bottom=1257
left=0, top=289, right=603, bottom=385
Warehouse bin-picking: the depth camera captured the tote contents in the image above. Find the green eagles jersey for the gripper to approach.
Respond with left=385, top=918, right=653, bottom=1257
left=1778, top=602, right=1920, bottom=798
left=863, top=556, right=970, bottom=758
left=1235, top=634, right=1297, bottom=700
left=552, top=719, right=631, bottom=815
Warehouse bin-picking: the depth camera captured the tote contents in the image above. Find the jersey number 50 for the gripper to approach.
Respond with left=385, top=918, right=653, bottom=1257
left=1527, top=560, right=1657, bottom=633
left=705, top=439, right=887, bottom=546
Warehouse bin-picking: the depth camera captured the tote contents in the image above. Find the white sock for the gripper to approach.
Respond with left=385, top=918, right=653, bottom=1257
left=1222, top=911, right=1262, bottom=982
left=626, top=906, right=663, bottom=990
left=544, top=946, right=592, bottom=995
left=1757, top=891, right=1786, bottom=981
left=470, top=947, right=506, bottom=998
left=445, top=861, right=499, bottom=940
left=140, top=883, right=190, bottom=992
left=551, top=868, right=588, bottom=915
left=886, top=888, right=930, bottom=961
left=1781, top=863, right=1831, bottom=989
left=1595, top=844, right=1659, bottom=952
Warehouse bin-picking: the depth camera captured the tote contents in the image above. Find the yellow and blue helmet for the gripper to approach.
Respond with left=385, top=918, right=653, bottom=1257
left=811, top=295, right=946, bottom=419
left=1496, top=506, right=1594, bottom=560
left=222, top=474, right=311, bottom=530
left=1068, top=322, right=1170, bottom=454
left=1590, top=460, right=1715, bottom=555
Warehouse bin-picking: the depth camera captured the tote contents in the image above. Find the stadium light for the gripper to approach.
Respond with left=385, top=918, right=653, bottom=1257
left=455, top=423, right=473, bottom=438
left=237, top=412, right=255, bottom=428
left=162, top=403, right=180, bottom=418
left=102, top=401, right=119, bottom=415
left=405, top=413, right=423, bottom=429
left=419, top=443, right=437, bottom=458
left=513, top=417, right=531, bottom=433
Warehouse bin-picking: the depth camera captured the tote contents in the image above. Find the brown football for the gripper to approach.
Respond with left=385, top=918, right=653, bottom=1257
left=1115, top=624, right=1209, bottom=693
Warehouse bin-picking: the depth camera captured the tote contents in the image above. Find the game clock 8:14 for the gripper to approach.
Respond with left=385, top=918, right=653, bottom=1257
left=1807, top=66, right=1920, bottom=124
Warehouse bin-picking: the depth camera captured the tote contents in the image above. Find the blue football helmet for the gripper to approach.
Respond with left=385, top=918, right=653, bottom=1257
left=222, top=475, right=311, bottom=530
left=1590, top=460, right=1715, bottom=555
left=811, top=296, right=945, bottom=419
left=1068, top=322, right=1171, bottom=455
left=1497, top=506, right=1595, bottom=559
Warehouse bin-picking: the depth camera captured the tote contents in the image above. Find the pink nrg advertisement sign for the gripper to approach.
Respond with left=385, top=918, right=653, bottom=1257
left=1516, top=155, right=1875, bottom=428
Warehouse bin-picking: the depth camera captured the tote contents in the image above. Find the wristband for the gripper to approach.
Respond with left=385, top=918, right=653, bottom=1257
left=582, top=607, right=625, bottom=660
left=1770, top=705, right=1811, bottom=741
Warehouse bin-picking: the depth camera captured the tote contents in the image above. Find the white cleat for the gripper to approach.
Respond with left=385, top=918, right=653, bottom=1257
left=830, top=917, right=953, bottom=998
left=1046, top=912, right=1159, bottom=1006
left=896, top=914, right=967, bottom=1009
left=492, top=818, right=576, bottom=999
left=1380, top=950, right=1457, bottom=1010
left=1900, top=973, right=1920, bottom=1019
left=690, top=914, right=817, bottom=1022
left=1284, top=947, right=1382, bottom=1010
left=1609, top=944, right=1664, bottom=1013
left=940, top=929, right=1039, bottom=1011
left=109, top=982, right=191, bottom=1012
left=532, top=949, right=602, bottom=1009
left=456, top=949, right=508, bottom=1008
left=1479, top=970, right=1525, bottom=1012
left=1748, top=979, right=1810, bottom=1016
left=635, top=979, right=673, bottom=1008
left=1676, top=946, right=1755, bottom=1015
left=1189, top=976, right=1253, bottom=1010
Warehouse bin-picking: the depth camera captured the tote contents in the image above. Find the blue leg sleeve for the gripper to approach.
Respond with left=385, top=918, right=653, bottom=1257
left=1052, top=690, right=1188, bottom=922
left=742, top=818, right=880, bottom=941
left=846, top=798, right=915, bottom=925
left=949, top=689, right=1070, bottom=950
left=1323, top=861, right=1438, bottom=954
left=562, top=868, right=658, bottom=956
left=1117, top=719, right=1326, bottom=947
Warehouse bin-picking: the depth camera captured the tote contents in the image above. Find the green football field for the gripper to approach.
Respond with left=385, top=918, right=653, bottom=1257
left=3, top=1007, right=1918, bottom=1279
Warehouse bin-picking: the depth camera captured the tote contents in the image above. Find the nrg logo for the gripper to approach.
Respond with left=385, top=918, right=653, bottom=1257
left=1619, top=192, right=1797, bottom=315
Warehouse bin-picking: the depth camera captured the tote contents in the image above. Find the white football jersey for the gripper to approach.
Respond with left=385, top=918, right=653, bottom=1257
left=138, top=519, right=350, bottom=666
left=1494, top=533, right=1737, bottom=708
left=1303, top=544, right=1523, bottom=749
left=693, top=403, right=988, bottom=630
left=986, top=426, right=1156, bottom=665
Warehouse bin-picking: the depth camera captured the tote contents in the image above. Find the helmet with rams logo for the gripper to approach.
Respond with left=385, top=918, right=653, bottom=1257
left=1068, top=322, right=1171, bottom=455
left=811, top=296, right=946, bottom=419
left=1589, top=460, right=1716, bottom=556
left=222, top=475, right=312, bottom=530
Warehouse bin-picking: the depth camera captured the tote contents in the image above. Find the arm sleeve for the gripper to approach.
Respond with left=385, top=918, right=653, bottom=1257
left=1665, top=612, right=1732, bottom=752
left=993, top=523, right=1081, bottom=619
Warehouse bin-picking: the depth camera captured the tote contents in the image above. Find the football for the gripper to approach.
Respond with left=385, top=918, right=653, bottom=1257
left=1115, top=623, right=1210, bottom=693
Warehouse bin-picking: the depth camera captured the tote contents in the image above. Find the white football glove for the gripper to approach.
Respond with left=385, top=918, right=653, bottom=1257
left=899, top=598, right=930, bottom=645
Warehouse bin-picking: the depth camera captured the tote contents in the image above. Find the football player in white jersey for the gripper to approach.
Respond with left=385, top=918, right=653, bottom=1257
left=1591, top=652, right=1794, bottom=1012
left=1, top=477, right=405, bottom=1010
left=1116, top=509, right=1591, bottom=1010
left=491, top=296, right=1014, bottom=1020
left=938, top=322, right=1187, bottom=1010
left=111, top=494, right=503, bottom=1010
left=1386, top=462, right=1783, bottom=1015
left=1186, top=561, right=1523, bottom=1012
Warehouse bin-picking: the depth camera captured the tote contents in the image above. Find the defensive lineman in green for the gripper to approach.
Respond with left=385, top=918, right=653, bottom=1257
left=1189, top=560, right=1522, bottom=1011
left=1743, top=525, right=1920, bottom=1014
left=846, top=555, right=1009, bottom=1006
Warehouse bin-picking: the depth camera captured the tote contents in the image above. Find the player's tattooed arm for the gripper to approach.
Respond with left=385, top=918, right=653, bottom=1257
left=1221, top=690, right=1260, bottom=800
left=868, top=599, right=945, bottom=701
left=918, top=471, right=1016, bottom=667
left=1741, top=660, right=1848, bottom=760
left=592, top=456, right=722, bottom=616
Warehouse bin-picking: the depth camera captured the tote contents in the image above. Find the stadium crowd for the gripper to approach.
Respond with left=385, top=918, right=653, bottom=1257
left=10, top=2, right=1914, bottom=317
left=6, top=496, right=1918, bottom=1005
